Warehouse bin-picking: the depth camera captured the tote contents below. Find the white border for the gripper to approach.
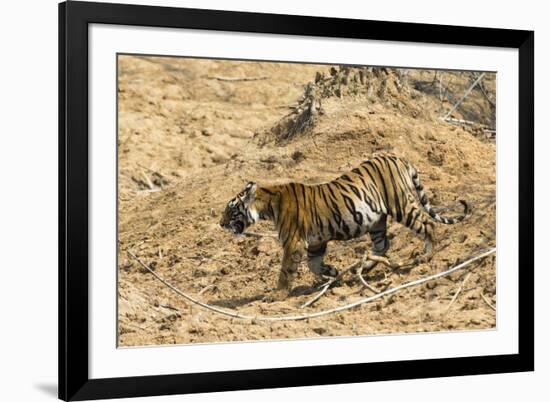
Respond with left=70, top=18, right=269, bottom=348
left=89, top=24, right=518, bottom=379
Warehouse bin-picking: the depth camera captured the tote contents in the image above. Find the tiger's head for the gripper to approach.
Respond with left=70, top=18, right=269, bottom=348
left=220, top=182, right=259, bottom=235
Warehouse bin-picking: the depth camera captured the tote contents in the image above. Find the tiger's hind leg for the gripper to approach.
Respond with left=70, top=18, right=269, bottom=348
left=402, top=199, right=435, bottom=259
left=307, top=242, right=338, bottom=278
left=369, top=215, right=390, bottom=256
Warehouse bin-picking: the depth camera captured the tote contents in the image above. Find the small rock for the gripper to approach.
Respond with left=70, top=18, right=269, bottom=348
left=425, top=131, right=436, bottom=141
left=291, top=150, right=305, bottom=163
left=426, top=281, right=438, bottom=290
left=470, top=318, right=481, bottom=325
left=313, top=327, right=327, bottom=336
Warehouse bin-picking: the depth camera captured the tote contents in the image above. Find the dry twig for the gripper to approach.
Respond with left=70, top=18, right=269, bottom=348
left=243, top=231, right=278, bottom=239
left=481, top=292, right=496, bottom=311
left=198, top=284, right=216, bottom=296
left=138, top=163, right=165, bottom=189
left=132, top=188, right=163, bottom=193
left=301, top=250, right=410, bottom=308
left=300, top=282, right=332, bottom=309
left=205, top=75, right=269, bottom=82
left=470, top=72, right=496, bottom=108
left=300, top=259, right=363, bottom=309
left=444, top=272, right=472, bottom=313
left=141, top=170, right=154, bottom=190
left=159, top=303, right=180, bottom=312
left=443, top=117, right=491, bottom=128
left=357, top=270, right=381, bottom=294
left=443, top=73, right=486, bottom=120
left=137, top=163, right=165, bottom=178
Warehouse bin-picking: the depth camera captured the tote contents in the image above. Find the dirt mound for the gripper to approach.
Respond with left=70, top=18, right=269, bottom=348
left=117, top=56, right=496, bottom=347
left=268, top=66, right=416, bottom=141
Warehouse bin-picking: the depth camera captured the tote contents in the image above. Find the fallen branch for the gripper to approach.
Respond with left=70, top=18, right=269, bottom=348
left=128, top=249, right=261, bottom=321
left=470, top=72, right=496, bottom=108
left=205, top=75, right=269, bottom=82
left=159, top=303, right=180, bottom=312
left=243, top=231, right=278, bottom=239
left=132, top=188, right=163, bottom=193
left=300, top=260, right=363, bottom=309
left=357, top=274, right=381, bottom=294
left=138, top=163, right=165, bottom=189
left=141, top=170, right=154, bottom=190
left=357, top=266, right=382, bottom=294
left=300, top=282, right=331, bottom=309
left=443, top=117, right=494, bottom=131
left=302, top=251, right=409, bottom=308
left=442, top=117, right=496, bottom=137
left=198, top=284, right=216, bottom=296
left=443, top=117, right=490, bottom=127
left=137, top=163, right=165, bottom=178
left=481, top=292, right=496, bottom=311
left=438, top=73, right=444, bottom=102
left=127, top=247, right=495, bottom=322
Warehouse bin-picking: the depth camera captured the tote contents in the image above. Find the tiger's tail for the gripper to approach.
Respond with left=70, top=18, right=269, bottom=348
left=409, top=166, right=469, bottom=224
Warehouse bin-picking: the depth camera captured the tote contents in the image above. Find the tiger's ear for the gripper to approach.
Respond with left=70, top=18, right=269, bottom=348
left=243, top=181, right=257, bottom=203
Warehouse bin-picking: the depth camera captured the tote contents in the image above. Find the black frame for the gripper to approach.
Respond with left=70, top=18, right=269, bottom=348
left=59, top=1, right=534, bottom=400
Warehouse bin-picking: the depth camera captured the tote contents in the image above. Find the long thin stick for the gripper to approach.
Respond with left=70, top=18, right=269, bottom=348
left=356, top=254, right=381, bottom=294
left=128, top=249, right=259, bottom=320
left=205, top=75, right=269, bottom=82
left=443, top=72, right=486, bottom=120
left=141, top=170, right=154, bottom=190
left=243, top=232, right=278, bottom=239
left=471, top=73, right=495, bottom=108
left=443, top=117, right=492, bottom=129
left=357, top=272, right=381, bottom=294
left=444, top=272, right=471, bottom=313
left=300, top=283, right=331, bottom=309
left=300, top=260, right=362, bottom=309
left=159, top=303, right=180, bottom=312
left=438, top=73, right=444, bottom=102
left=137, top=162, right=164, bottom=178
left=481, top=292, right=496, bottom=311
left=127, top=248, right=495, bottom=322
left=198, top=284, right=216, bottom=296
left=300, top=250, right=392, bottom=309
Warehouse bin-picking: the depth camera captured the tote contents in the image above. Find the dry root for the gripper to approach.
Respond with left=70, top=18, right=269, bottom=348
left=126, top=246, right=496, bottom=322
left=300, top=249, right=411, bottom=308
left=271, top=66, right=409, bottom=141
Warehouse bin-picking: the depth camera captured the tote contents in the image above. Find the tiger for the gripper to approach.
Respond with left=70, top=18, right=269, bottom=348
left=220, top=154, right=468, bottom=296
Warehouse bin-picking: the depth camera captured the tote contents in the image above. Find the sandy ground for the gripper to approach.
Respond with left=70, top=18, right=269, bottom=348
left=117, top=55, right=496, bottom=347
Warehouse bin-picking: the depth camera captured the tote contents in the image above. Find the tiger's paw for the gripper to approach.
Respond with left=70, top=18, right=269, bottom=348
left=320, top=264, right=338, bottom=278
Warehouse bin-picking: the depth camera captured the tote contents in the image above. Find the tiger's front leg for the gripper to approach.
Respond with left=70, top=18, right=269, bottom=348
left=307, top=242, right=338, bottom=279
left=262, top=242, right=305, bottom=302
left=258, top=249, right=302, bottom=302
left=277, top=242, right=305, bottom=293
